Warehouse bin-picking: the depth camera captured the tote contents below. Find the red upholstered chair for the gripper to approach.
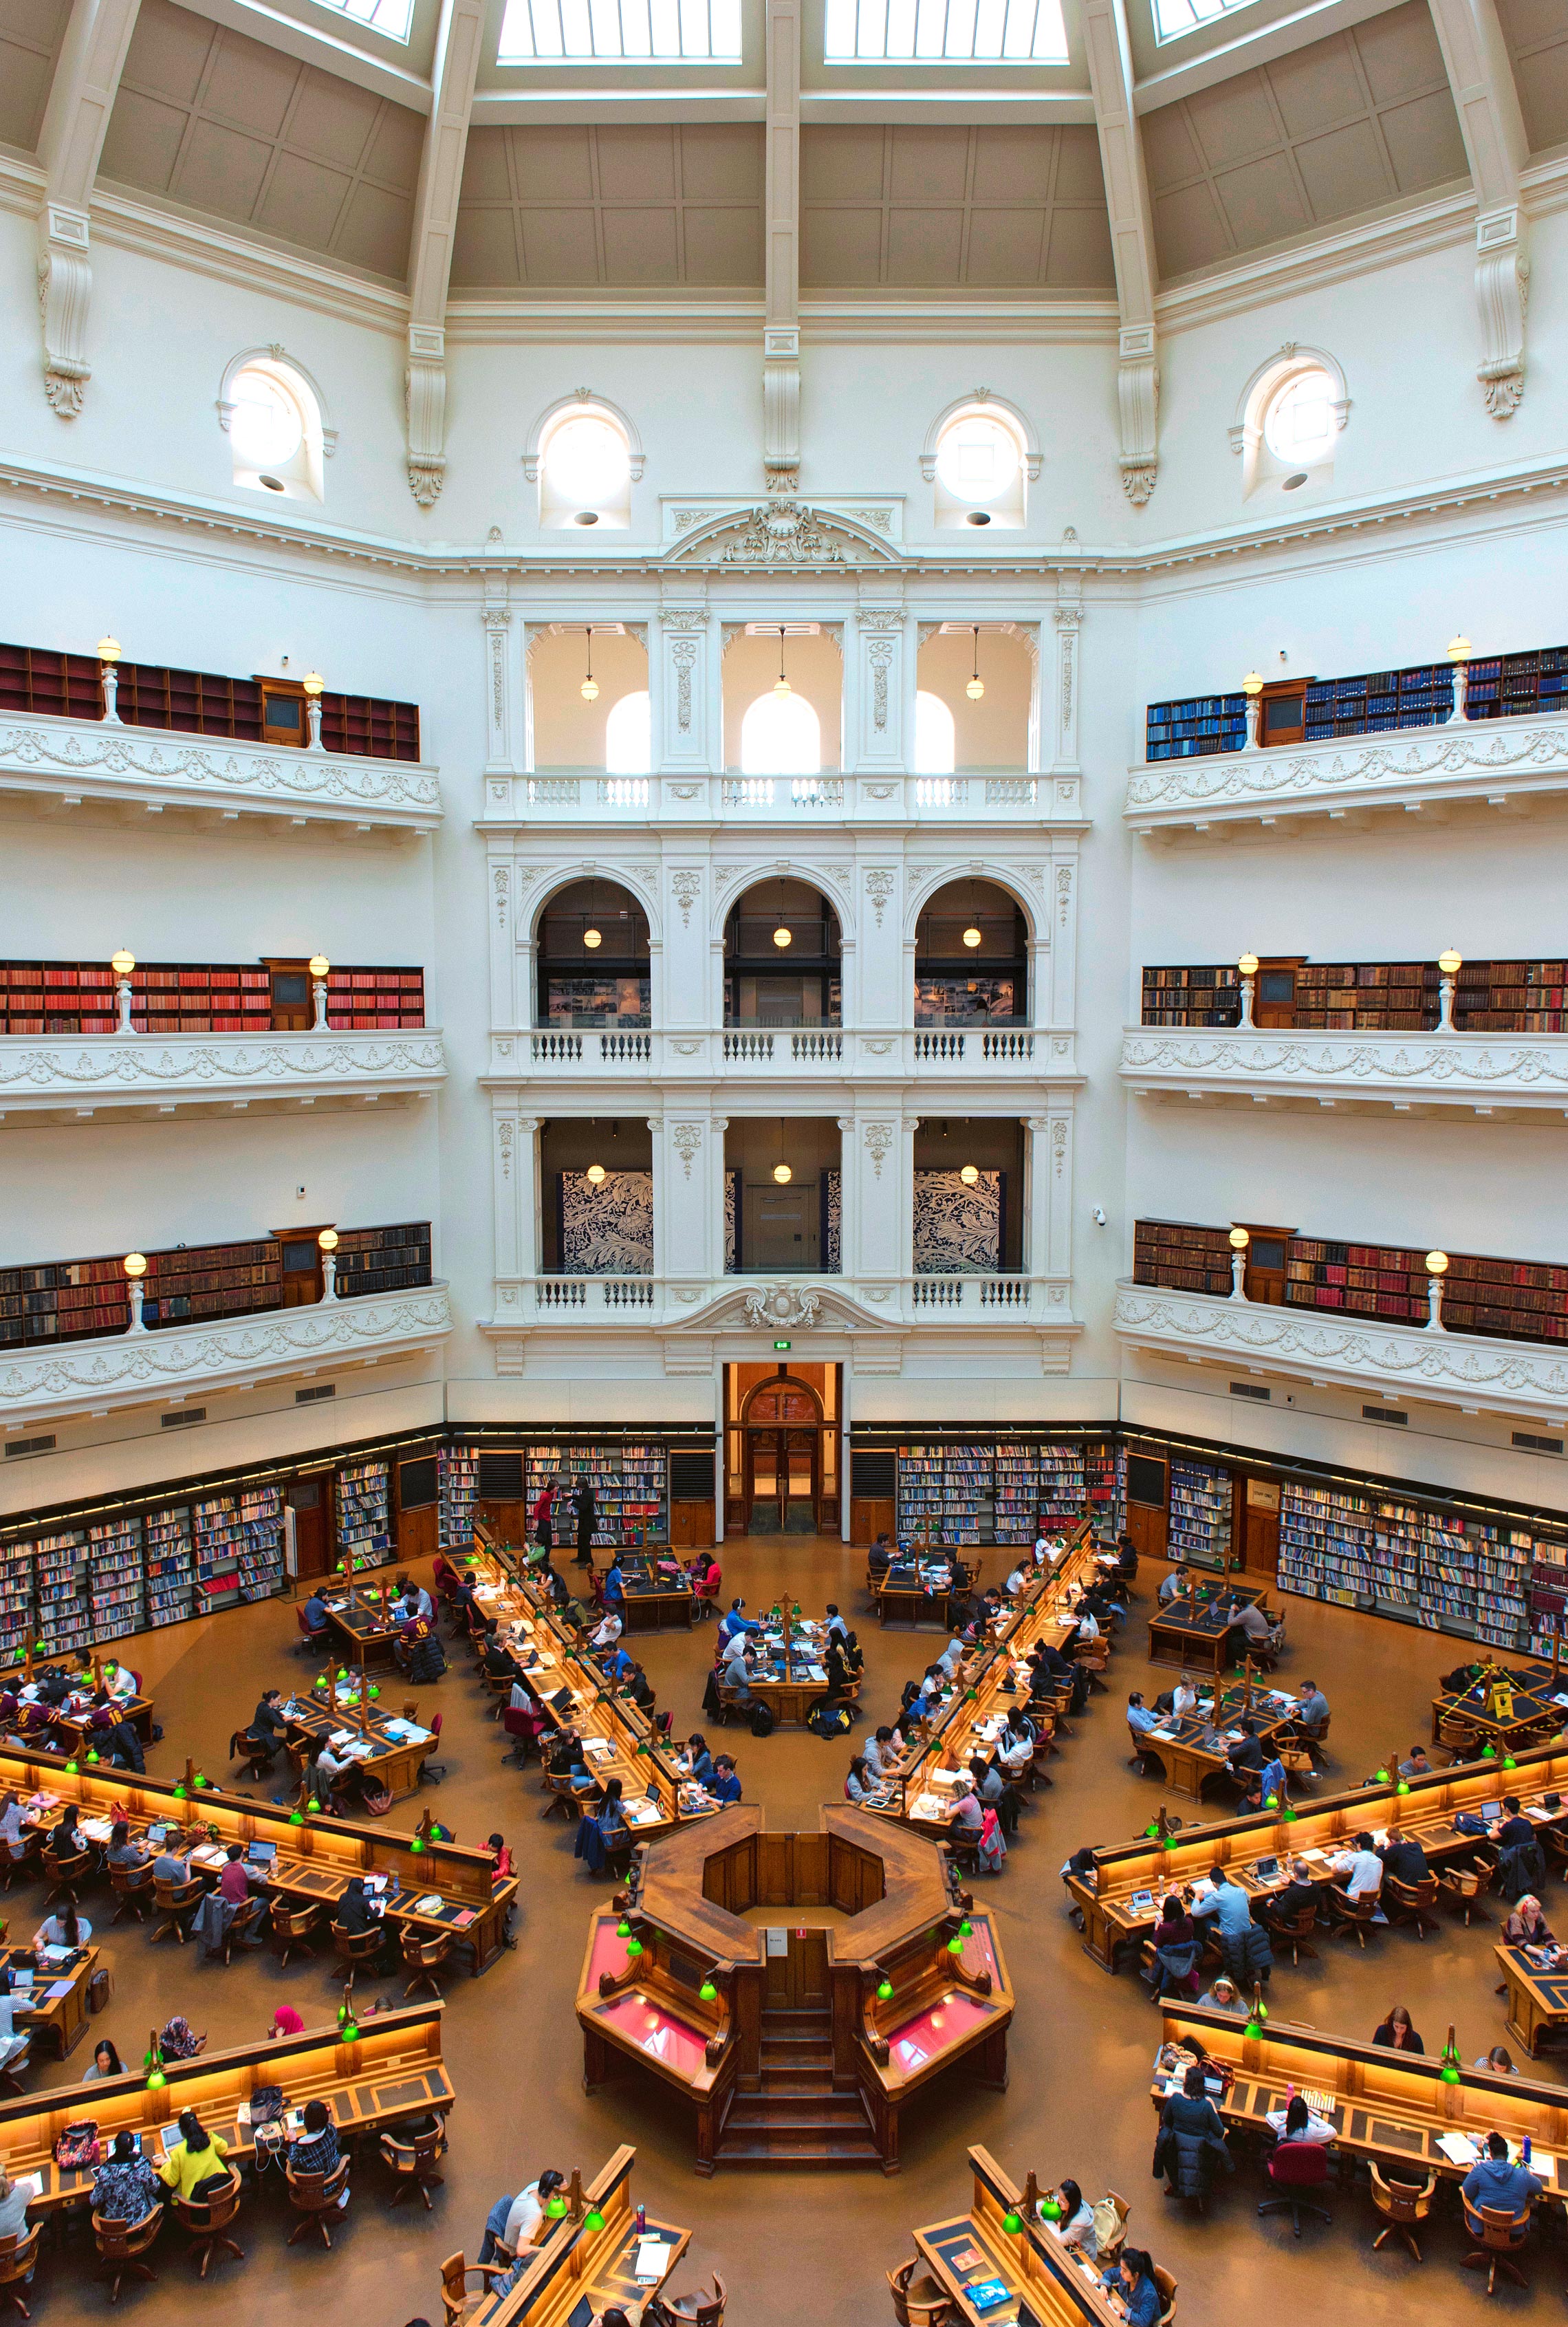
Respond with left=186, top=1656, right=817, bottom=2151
left=1258, top=2142, right=1333, bottom=2237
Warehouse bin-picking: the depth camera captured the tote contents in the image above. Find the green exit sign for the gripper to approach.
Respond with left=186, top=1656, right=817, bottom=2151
left=774, top=1339, right=791, bottom=1351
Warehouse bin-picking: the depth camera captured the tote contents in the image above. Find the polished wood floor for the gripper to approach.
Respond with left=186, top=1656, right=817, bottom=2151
left=24, top=1536, right=1568, bottom=2326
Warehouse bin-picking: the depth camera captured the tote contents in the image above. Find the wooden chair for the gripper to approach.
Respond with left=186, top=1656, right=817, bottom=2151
left=332, top=1921, right=387, bottom=1980
left=109, top=1863, right=155, bottom=1925
left=0, top=2227, right=41, bottom=2319
left=1461, top=2201, right=1531, bottom=2293
left=380, top=2119, right=448, bottom=2208
left=0, top=2037, right=32, bottom=2099
left=1322, top=1887, right=1380, bottom=1947
left=172, top=2170, right=245, bottom=2277
left=1151, top=2265, right=1177, bottom=2327
left=439, top=2252, right=511, bottom=2326
left=149, top=1872, right=206, bottom=1945
left=1437, top=1861, right=1494, bottom=1926
left=0, top=1837, right=41, bottom=1894
left=538, top=1769, right=581, bottom=1822
left=270, top=1898, right=323, bottom=1967
left=92, top=2206, right=162, bottom=2302
left=43, top=1848, right=92, bottom=1906
left=1268, top=1898, right=1320, bottom=1965
left=1383, top=1874, right=1439, bottom=1940
left=285, top=2153, right=351, bottom=2248
left=886, top=2258, right=954, bottom=2327
left=402, top=1926, right=453, bottom=2000
left=228, top=1727, right=276, bottom=1782
left=666, top=2271, right=726, bottom=2327
left=1438, top=1718, right=1481, bottom=1758
left=215, top=1894, right=267, bottom=1965
left=1097, top=2192, right=1131, bottom=2262
left=1368, top=2163, right=1436, bottom=2262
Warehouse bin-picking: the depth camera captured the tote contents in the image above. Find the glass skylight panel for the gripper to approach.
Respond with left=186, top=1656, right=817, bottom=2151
left=497, top=0, right=741, bottom=61
left=1151, top=0, right=1259, bottom=42
left=824, top=0, right=1068, bottom=64
left=307, top=0, right=415, bottom=39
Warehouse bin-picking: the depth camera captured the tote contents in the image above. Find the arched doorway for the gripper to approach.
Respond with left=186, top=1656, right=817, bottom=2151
left=742, top=1372, right=825, bottom=1535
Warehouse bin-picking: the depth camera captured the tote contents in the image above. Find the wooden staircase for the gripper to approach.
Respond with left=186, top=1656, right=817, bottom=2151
left=715, top=2009, right=880, bottom=2168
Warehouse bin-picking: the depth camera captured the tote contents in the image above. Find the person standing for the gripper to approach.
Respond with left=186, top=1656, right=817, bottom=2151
left=531, top=1479, right=555, bottom=1553
left=574, top=1480, right=598, bottom=1569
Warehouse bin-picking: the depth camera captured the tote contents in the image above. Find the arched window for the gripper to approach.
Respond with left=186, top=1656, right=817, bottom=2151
left=740, top=691, right=821, bottom=776
left=1262, top=367, right=1338, bottom=466
left=220, top=353, right=328, bottom=502
left=605, top=691, right=651, bottom=775
left=725, top=878, right=841, bottom=1028
left=536, top=878, right=650, bottom=1028
left=532, top=400, right=637, bottom=530
left=914, top=691, right=956, bottom=774
left=1231, top=347, right=1348, bottom=500
left=924, top=398, right=1035, bottom=530
left=915, top=878, right=1028, bottom=1026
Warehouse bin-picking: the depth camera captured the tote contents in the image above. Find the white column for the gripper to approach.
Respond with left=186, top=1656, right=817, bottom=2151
left=1427, top=0, right=1532, bottom=415
left=486, top=840, right=521, bottom=1032
left=404, top=0, right=485, bottom=501
left=482, top=603, right=522, bottom=775
left=853, top=853, right=904, bottom=1032
left=656, top=592, right=715, bottom=775
left=847, top=589, right=907, bottom=772
left=660, top=856, right=710, bottom=1034
left=1046, top=839, right=1080, bottom=1030
left=656, top=1111, right=718, bottom=1295
left=1082, top=0, right=1160, bottom=501
left=839, top=1360, right=852, bottom=1542
left=495, top=1107, right=537, bottom=1283
left=763, top=0, right=801, bottom=482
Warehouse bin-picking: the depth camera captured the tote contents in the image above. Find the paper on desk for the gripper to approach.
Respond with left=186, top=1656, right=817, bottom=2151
left=633, top=2238, right=668, bottom=2284
left=1147, top=1728, right=1177, bottom=1742
left=1439, top=2132, right=1481, bottom=2165
left=14, top=2178, right=40, bottom=2202
left=42, top=1981, right=72, bottom=2002
left=912, top=1795, right=948, bottom=1821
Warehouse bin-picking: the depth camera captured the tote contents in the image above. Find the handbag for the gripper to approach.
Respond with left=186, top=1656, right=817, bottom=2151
left=54, top=2119, right=100, bottom=2169
left=249, top=2084, right=284, bottom=2125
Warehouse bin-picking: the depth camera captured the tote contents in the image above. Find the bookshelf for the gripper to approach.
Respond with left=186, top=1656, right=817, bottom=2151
left=0, top=1543, right=32, bottom=1663
left=1167, top=1459, right=1232, bottom=1571
left=439, top=1444, right=480, bottom=1552
left=1286, top=1240, right=1429, bottom=1325
left=1303, top=663, right=1453, bottom=739
left=1133, top=1220, right=1234, bottom=1298
left=143, top=1241, right=281, bottom=1328
left=0, top=961, right=424, bottom=1037
left=1442, top=1254, right=1568, bottom=1345
left=523, top=1444, right=668, bottom=1548
left=145, top=1505, right=195, bottom=1628
left=33, top=1528, right=90, bottom=1658
left=191, top=1488, right=282, bottom=1612
left=87, top=1516, right=145, bottom=1644
left=337, top=1459, right=392, bottom=1572
left=1144, top=693, right=1248, bottom=761
left=1137, top=957, right=1568, bottom=1037
left=1477, top=1526, right=1533, bottom=1651
left=237, top=1485, right=284, bottom=1601
left=895, top=1444, right=993, bottom=1546
left=1278, top=1482, right=1378, bottom=1610
left=1465, top=645, right=1568, bottom=724
left=0, top=639, right=420, bottom=761
left=895, top=1438, right=1120, bottom=1547
left=1140, top=966, right=1242, bottom=1028
left=1280, top=1482, right=1538, bottom=1645
left=333, top=1224, right=433, bottom=1300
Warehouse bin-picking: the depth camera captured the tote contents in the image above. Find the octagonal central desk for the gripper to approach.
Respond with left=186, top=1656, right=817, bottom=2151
left=576, top=1805, right=1012, bottom=2174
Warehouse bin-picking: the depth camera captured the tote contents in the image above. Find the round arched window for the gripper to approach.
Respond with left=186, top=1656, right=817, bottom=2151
left=544, top=413, right=631, bottom=507
left=935, top=412, right=1022, bottom=506
left=1263, top=367, right=1337, bottom=466
left=605, top=691, right=651, bottom=775
left=914, top=691, right=956, bottom=775
left=229, top=368, right=307, bottom=469
left=740, top=692, right=822, bottom=777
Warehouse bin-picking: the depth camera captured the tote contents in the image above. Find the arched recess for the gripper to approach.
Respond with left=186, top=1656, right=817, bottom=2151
left=911, top=873, right=1034, bottom=1026
left=534, top=876, right=653, bottom=1028
left=217, top=347, right=337, bottom=455
left=523, top=393, right=646, bottom=483
left=724, top=876, right=842, bottom=1028
left=919, top=391, right=1041, bottom=483
left=740, top=691, right=822, bottom=775
left=1228, top=345, right=1349, bottom=455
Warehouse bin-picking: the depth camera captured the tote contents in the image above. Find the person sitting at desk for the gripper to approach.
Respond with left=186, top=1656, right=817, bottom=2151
left=0, top=1796, right=23, bottom=1852
left=90, top=2132, right=163, bottom=2226
left=1114, top=1533, right=1140, bottom=1584
left=289, top=2097, right=344, bottom=2187
left=314, top=1740, right=369, bottom=1807
left=252, top=1689, right=289, bottom=1752
left=479, top=2169, right=567, bottom=2268
left=151, top=1837, right=193, bottom=1887
left=0, top=1989, right=30, bottom=2079
left=682, top=1734, right=715, bottom=1788
left=1378, top=1828, right=1430, bottom=1887
left=83, top=2037, right=126, bottom=2081
left=1226, top=1597, right=1275, bottom=1650
left=624, top=1664, right=655, bottom=1714
left=1461, top=2131, right=1543, bottom=2242
left=1477, top=2045, right=1521, bottom=2075
left=711, top=1755, right=742, bottom=1806
left=335, top=1875, right=380, bottom=1938
left=215, top=1844, right=254, bottom=1907
left=1330, top=1832, right=1385, bottom=1916
left=101, top=1659, right=137, bottom=1704
left=1400, top=1744, right=1433, bottom=1779
left=935, top=1634, right=966, bottom=1681
left=34, top=1892, right=90, bottom=1951
left=845, top=1754, right=875, bottom=1805
left=1100, top=2249, right=1162, bottom=2327
left=1197, top=1974, right=1245, bottom=2016
left=1169, top=1675, right=1199, bottom=1722
left=821, top=1638, right=853, bottom=1704
left=395, top=1574, right=436, bottom=1623
left=589, top=1610, right=623, bottom=1655
left=1144, top=1896, right=1199, bottom=1998
left=574, top=1777, right=627, bottom=1875
left=1492, top=1796, right=1535, bottom=1850
left=864, top=1727, right=902, bottom=1777
left=717, top=1600, right=760, bottom=1646
left=400, top=1615, right=447, bottom=1686
left=1225, top=1720, right=1266, bottom=1782
left=479, top=1624, right=519, bottom=1682
left=1292, top=1680, right=1329, bottom=1738
left=600, top=1645, right=635, bottom=1685
left=546, top=1729, right=593, bottom=1793
left=997, top=1713, right=1036, bottom=1777
left=948, top=1784, right=984, bottom=1835
left=824, top=1604, right=849, bottom=1645
left=903, top=1667, right=947, bottom=1727
left=840, top=1630, right=866, bottom=1680
left=50, top=1805, right=86, bottom=1861
left=1157, top=1566, right=1192, bottom=1606
left=89, top=1708, right=144, bottom=1775
left=301, top=1590, right=330, bottom=1641
left=1050, top=2179, right=1099, bottom=2257
left=1004, top=1559, right=1032, bottom=1597
left=1155, top=2064, right=1233, bottom=2200
left=157, top=2112, right=231, bottom=2203
left=1192, top=1864, right=1252, bottom=1942
left=1503, top=1894, right=1554, bottom=1947
left=602, top=1561, right=626, bottom=1612
left=1372, top=2004, right=1423, bottom=2052
left=1127, top=1691, right=1159, bottom=1736
left=1258, top=1858, right=1320, bottom=1933
left=1237, top=1747, right=1289, bottom=1817
left=1276, top=2094, right=1317, bottom=2145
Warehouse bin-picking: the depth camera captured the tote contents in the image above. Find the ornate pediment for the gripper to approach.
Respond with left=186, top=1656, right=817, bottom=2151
left=664, top=1281, right=895, bottom=1334
left=666, top=499, right=900, bottom=569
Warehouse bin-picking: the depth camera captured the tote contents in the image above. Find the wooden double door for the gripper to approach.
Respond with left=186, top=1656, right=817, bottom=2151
left=743, top=1379, right=825, bottom=1535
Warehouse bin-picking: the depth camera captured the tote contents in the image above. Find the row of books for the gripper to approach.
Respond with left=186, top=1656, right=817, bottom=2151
left=191, top=1486, right=283, bottom=1611
left=895, top=1440, right=1122, bottom=1546
left=337, top=1460, right=393, bottom=1573
left=1277, top=1479, right=1554, bottom=1645
left=438, top=1446, right=480, bottom=1551
left=524, top=1446, right=668, bottom=1546
left=1168, top=1458, right=1232, bottom=1571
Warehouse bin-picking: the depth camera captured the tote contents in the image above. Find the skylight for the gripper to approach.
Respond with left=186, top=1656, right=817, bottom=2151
left=823, top=0, right=1068, bottom=64
left=1151, top=0, right=1257, bottom=42
left=497, top=0, right=741, bottom=61
left=308, top=0, right=415, bottom=40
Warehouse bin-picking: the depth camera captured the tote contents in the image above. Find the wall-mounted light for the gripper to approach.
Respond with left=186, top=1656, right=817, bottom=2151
left=98, top=636, right=122, bottom=726
left=583, top=927, right=602, bottom=950
left=587, top=1163, right=607, bottom=1186
left=111, top=950, right=136, bottom=1035
left=773, top=628, right=791, bottom=700
left=124, top=1251, right=148, bottom=1335
left=773, top=1163, right=793, bottom=1184
left=309, top=955, right=331, bottom=1032
left=580, top=628, right=598, bottom=702
left=962, top=925, right=982, bottom=949
left=772, top=925, right=792, bottom=949
left=959, top=1163, right=980, bottom=1187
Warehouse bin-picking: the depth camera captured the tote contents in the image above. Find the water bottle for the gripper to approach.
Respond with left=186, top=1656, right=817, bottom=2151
left=635, top=2203, right=646, bottom=2235
left=1523, top=2135, right=1532, bottom=2165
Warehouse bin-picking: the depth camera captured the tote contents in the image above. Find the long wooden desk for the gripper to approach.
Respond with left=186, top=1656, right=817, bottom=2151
left=616, top=1559, right=695, bottom=1633
left=914, top=2146, right=1122, bottom=2327
left=1495, top=1942, right=1568, bottom=2059
left=1070, top=1740, right=1568, bottom=1971
left=1148, top=1581, right=1267, bottom=1674
left=1158, top=2000, right=1568, bottom=2196
left=1129, top=1678, right=1296, bottom=1803
left=468, top=2145, right=690, bottom=2327
left=0, top=1744, right=516, bottom=1972
left=320, top=1587, right=404, bottom=1667
left=0, top=1651, right=155, bottom=1745
left=0, top=2003, right=450, bottom=2212
left=728, top=1609, right=840, bottom=1729
left=872, top=1565, right=968, bottom=1632
left=463, top=1544, right=716, bottom=1837
left=0, top=1943, right=100, bottom=2059
left=1433, top=1656, right=1568, bottom=1751
left=282, top=1678, right=437, bottom=1799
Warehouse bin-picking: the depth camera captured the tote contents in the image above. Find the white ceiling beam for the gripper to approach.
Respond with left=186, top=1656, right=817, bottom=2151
left=1426, top=0, right=1532, bottom=417
left=404, top=0, right=487, bottom=505
left=1082, top=0, right=1159, bottom=505
left=763, top=0, right=801, bottom=487
left=35, top=0, right=143, bottom=416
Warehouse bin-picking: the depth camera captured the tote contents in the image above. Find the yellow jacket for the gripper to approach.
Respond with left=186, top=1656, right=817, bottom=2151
left=157, top=2134, right=230, bottom=2200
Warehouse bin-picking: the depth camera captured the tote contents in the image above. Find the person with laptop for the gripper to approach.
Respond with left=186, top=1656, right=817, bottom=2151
left=1461, top=2131, right=1543, bottom=2243
left=1256, top=1857, right=1321, bottom=1934
left=1378, top=1826, right=1430, bottom=1886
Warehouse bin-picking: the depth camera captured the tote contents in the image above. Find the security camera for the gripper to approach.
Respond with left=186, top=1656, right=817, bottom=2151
left=1091, top=1206, right=1107, bottom=1226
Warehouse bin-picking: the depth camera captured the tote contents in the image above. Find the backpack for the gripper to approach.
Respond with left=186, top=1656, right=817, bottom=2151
left=808, top=1702, right=851, bottom=1740
left=249, top=2085, right=284, bottom=2125
left=54, top=2121, right=100, bottom=2169
left=748, top=1703, right=776, bottom=1738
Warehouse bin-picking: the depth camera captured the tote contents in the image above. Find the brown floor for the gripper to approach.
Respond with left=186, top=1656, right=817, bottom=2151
left=21, top=1537, right=1567, bottom=2326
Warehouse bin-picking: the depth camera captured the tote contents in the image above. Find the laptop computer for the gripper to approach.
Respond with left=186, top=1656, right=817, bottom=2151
left=246, top=1840, right=277, bottom=1868
left=1254, top=1856, right=1280, bottom=1880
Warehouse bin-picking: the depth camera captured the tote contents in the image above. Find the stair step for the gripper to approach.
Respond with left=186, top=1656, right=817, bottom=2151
left=715, top=2138, right=883, bottom=2167
left=726, top=2099, right=871, bottom=2131
left=761, top=2067, right=834, bottom=2093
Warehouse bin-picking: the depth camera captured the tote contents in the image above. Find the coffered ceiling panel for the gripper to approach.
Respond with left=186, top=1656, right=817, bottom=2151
left=0, top=0, right=71, bottom=155
left=99, top=0, right=422, bottom=281
left=1496, top=0, right=1568, bottom=155
left=1144, top=0, right=1468, bottom=283
left=451, top=122, right=764, bottom=288
left=799, top=123, right=1114, bottom=290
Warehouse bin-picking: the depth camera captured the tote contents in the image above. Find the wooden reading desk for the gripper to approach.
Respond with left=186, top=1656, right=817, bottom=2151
left=283, top=1676, right=437, bottom=1799
left=0, top=2003, right=450, bottom=2213
left=914, top=2147, right=1123, bottom=2327
left=0, top=1744, right=516, bottom=1972
left=1129, top=1676, right=1296, bottom=1803
left=728, top=1609, right=841, bottom=1729
left=466, top=2146, right=690, bottom=2327
left=872, top=1557, right=970, bottom=1632
left=1070, top=1740, right=1568, bottom=1971
left=0, top=1945, right=100, bottom=2059
left=1494, top=1942, right=1568, bottom=2059
left=1432, top=1656, right=1568, bottom=1752
left=616, top=1557, right=695, bottom=1633
left=1147, top=1581, right=1268, bottom=1674
left=1158, top=1999, right=1568, bottom=2199
left=0, top=1650, right=155, bottom=1745
left=319, top=1586, right=404, bottom=1668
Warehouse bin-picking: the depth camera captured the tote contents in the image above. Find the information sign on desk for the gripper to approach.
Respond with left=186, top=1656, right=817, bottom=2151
left=1432, top=1656, right=1568, bottom=1753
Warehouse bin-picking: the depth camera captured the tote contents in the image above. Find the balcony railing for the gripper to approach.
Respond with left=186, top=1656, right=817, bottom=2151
left=488, top=1273, right=1077, bottom=1331
left=489, top=772, right=1081, bottom=825
left=0, top=1281, right=453, bottom=1426
left=0, top=1028, right=447, bottom=1121
left=492, top=1027, right=1069, bottom=1079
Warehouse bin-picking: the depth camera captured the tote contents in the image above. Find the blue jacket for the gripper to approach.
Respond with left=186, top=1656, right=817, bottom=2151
left=1195, top=1879, right=1252, bottom=1937
left=711, top=1772, right=742, bottom=1804
left=1462, top=2156, right=1543, bottom=2225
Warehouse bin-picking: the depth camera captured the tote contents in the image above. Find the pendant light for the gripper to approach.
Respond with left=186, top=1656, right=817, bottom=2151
left=959, top=1163, right=980, bottom=1187
left=773, top=1163, right=792, bottom=1184
left=772, top=923, right=792, bottom=948
left=962, top=923, right=982, bottom=949
left=773, top=627, right=791, bottom=699
left=966, top=626, right=985, bottom=702
left=583, top=927, right=602, bottom=949
left=580, top=627, right=599, bottom=702
left=587, top=1163, right=607, bottom=1186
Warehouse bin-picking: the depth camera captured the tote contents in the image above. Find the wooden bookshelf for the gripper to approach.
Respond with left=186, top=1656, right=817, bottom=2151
left=1466, top=645, right=1568, bottom=722
left=0, top=960, right=424, bottom=1037
left=1144, top=691, right=1248, bottom=761
left=0, top=639, right=420, bottom=761
left=1140, top=956, right=1568, bottom=1035
left=1132, top=1218, right=1233, bottom=1297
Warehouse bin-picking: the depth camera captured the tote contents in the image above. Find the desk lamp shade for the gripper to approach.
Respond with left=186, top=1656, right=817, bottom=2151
left=699, top=1980, right=717, bottom=2002
left=585, top=2207, right=607, bottom=2232
left=877, top=1979, right=893, bottom=2000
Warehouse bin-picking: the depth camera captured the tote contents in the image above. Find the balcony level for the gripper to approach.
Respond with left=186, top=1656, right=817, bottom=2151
left=489, top=1026, right=1078, bottom=1085
left=480, top=772, right=1085, bottom=829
